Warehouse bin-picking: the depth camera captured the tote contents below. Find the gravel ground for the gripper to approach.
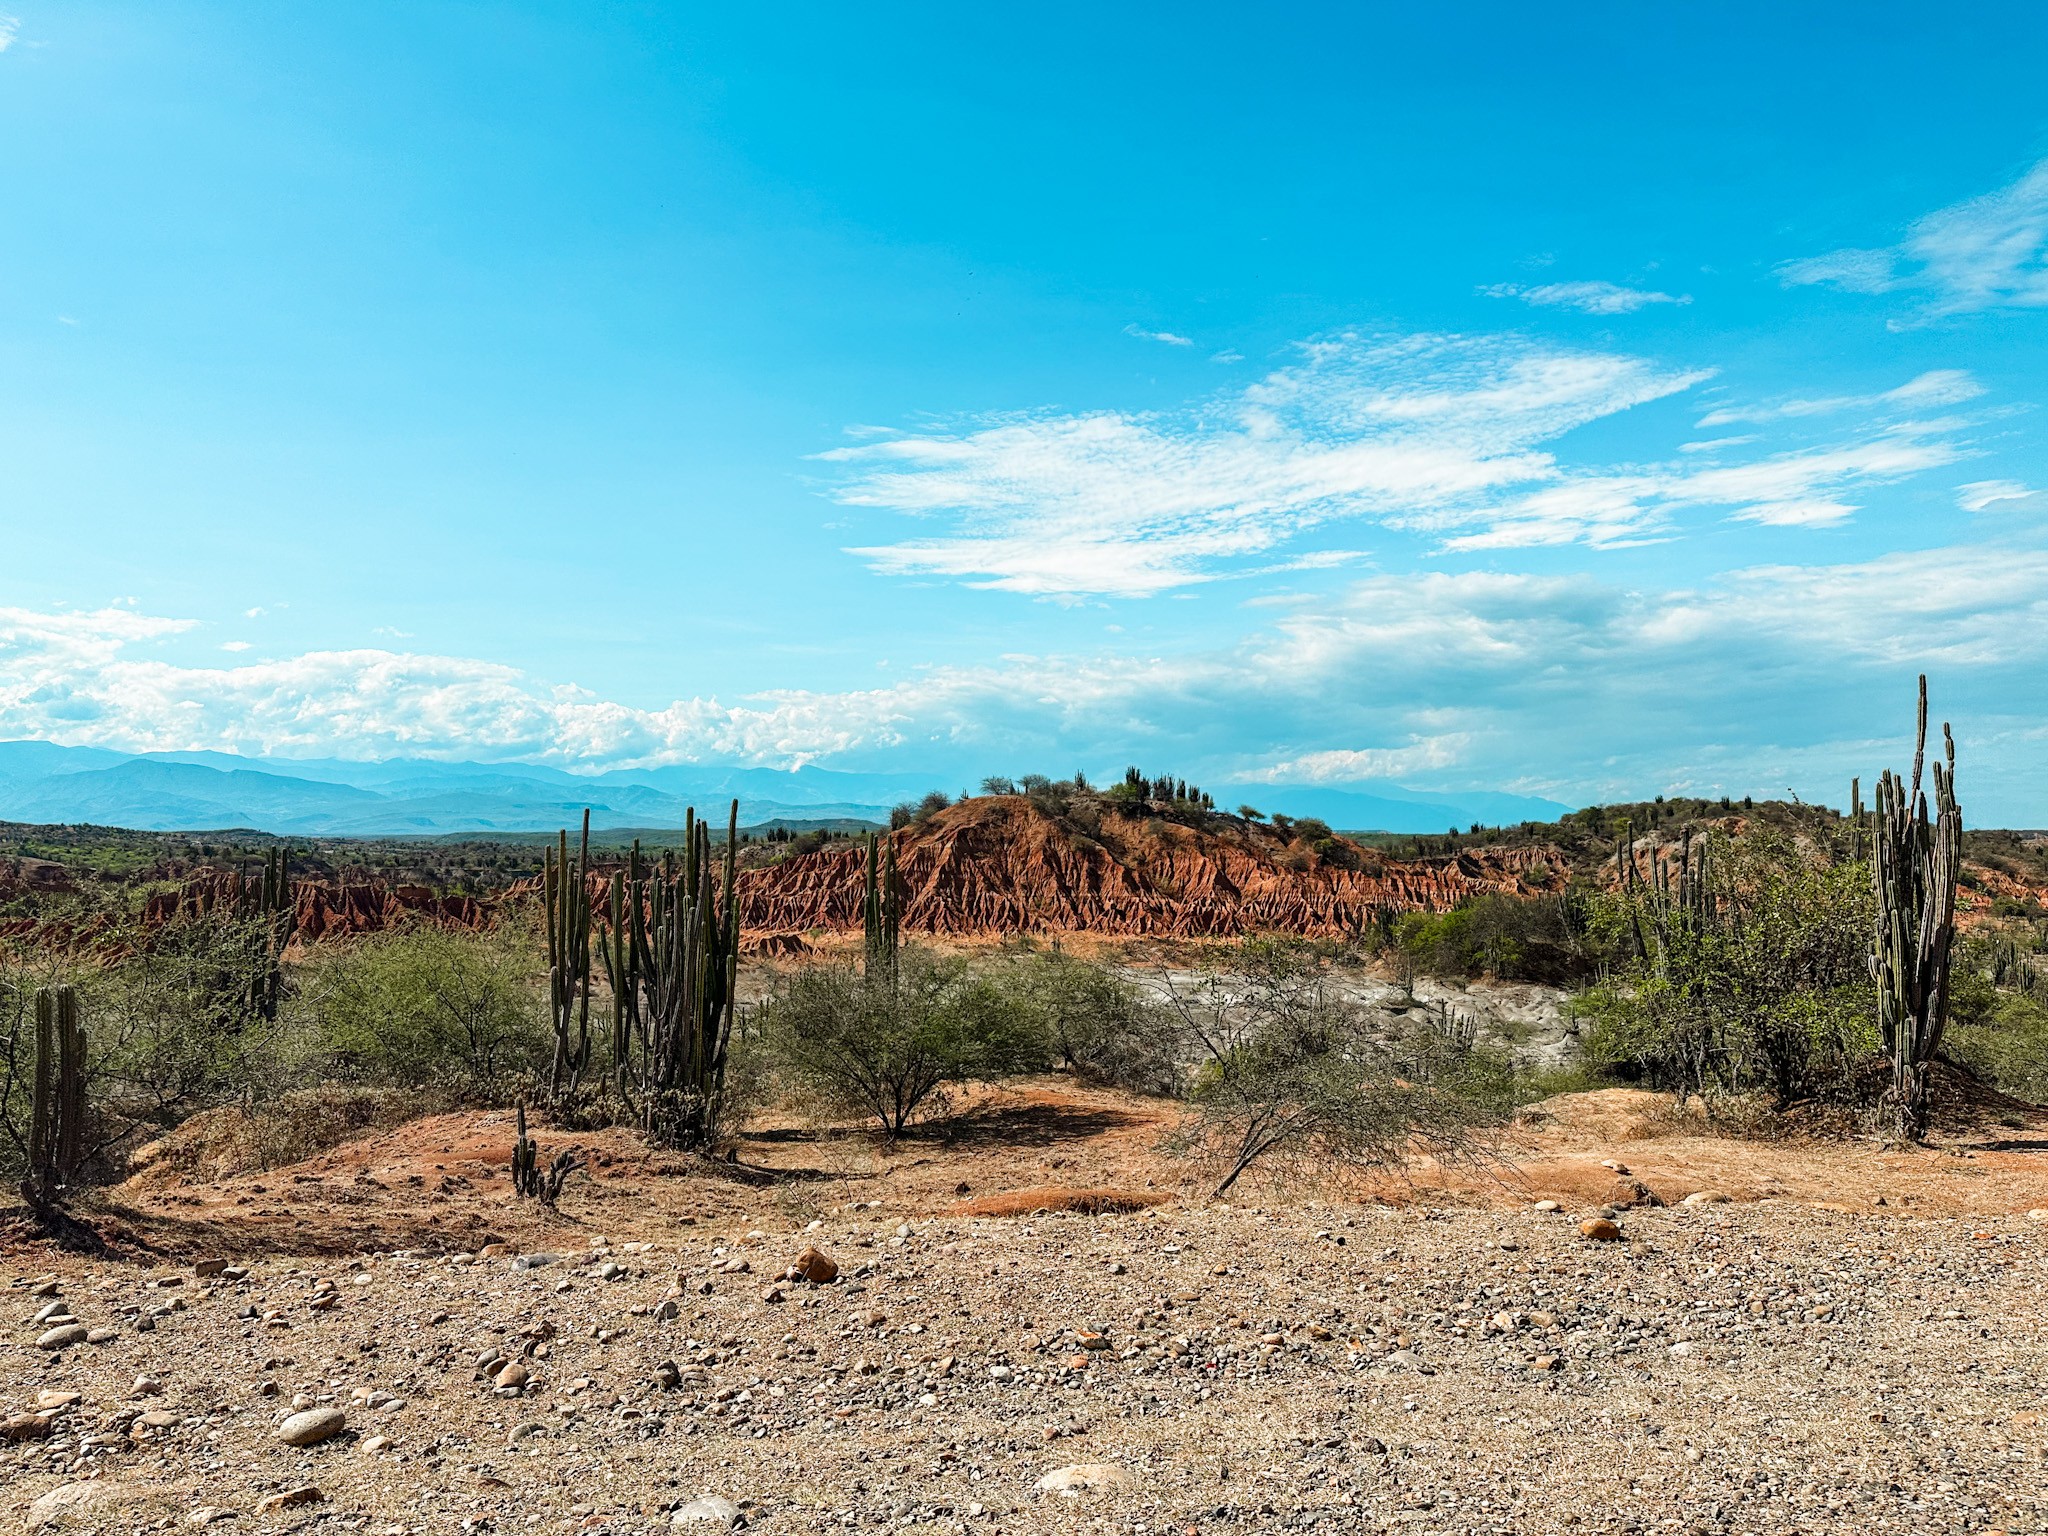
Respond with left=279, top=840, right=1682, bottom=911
left=6, top=1197, right=2046, bottom=1535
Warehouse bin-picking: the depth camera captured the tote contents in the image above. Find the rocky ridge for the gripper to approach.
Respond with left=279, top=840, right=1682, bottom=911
left=736, top=796, right=1571, bottom=941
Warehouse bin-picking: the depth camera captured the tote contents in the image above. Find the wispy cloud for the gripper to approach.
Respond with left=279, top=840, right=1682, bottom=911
left=1696, top=368, right=1982, bottom=427
left=1239, top=738, right=1472, bottom=783
left=1780, top=157, right=2048, bottom=317
left=825, top=332, right=1710, bottom=595
left=1676, top=424, right=1967, bottom=528
left=823, top=332, right=1975, bottom=592
left=1958, top=479, right=2041, bottom=512
left=1480, top=280, right=1691, bottom=314
left=0, top=15, right=19, bottom=52
left=1124, top=324, right=1193, bottom=347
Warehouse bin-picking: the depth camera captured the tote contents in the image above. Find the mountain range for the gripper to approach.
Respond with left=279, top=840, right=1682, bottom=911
left=0, top=741, right=1574, bottom=838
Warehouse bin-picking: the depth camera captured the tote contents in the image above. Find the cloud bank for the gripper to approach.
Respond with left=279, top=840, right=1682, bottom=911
left=8, top=538, right=2046, bottom=813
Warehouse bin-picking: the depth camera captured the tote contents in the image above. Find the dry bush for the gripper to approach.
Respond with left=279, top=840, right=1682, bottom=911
left=124, top=1085, right=413, bottom=1184
left=1166, top=946, right=1514, bottom=1197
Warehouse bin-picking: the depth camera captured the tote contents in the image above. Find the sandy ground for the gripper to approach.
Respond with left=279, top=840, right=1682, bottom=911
left=4, top=1083, right=2048, bottom=1534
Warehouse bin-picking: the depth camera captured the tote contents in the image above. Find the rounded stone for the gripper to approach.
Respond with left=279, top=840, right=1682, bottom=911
left=276, top=1407, right=347, bottom=1447
left=1036, top=1463, right=1137, bottom=1495
left=672, top=1495, right=741, bottom=1529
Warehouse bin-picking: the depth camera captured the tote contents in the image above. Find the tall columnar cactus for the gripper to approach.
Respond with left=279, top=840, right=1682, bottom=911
left=22, top=985, right=86, bottom=1210
left=597, top=802, right=741, bottom=1149
left=862, top=831, right=901, bottom=988
left=1621, top=822, right=1719, bottom=974
left=1869, top=675, right=1962, bottom=1142
left=544, top=810, right=595, bottom=1099
left=510, top=1098, right=539, bottom=1194
left=232, top=846, right=297, bottom=1022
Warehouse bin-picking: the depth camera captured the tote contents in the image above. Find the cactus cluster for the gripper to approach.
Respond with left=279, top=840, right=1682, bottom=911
left=1868, top=675, right=1962, bottom=1143
left=543, top=811, right=595, bottom=1099
left=231, top=846, right=297, bottom=1023
left=21, top=985, right=87, bottom=1212
left=598, top=802, right=742, bottom=1149
left=509, top=1098, right=578, bottom=1204
left=862, top=831, right=901, bottom=988
left=1118, top=766, right=1215, bottom=811
left=1988, top=936, right=2048, bottom=1004
left=1617, top=820, right=1719, bottom=965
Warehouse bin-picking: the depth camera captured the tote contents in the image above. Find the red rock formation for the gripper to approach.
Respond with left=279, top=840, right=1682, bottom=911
left=735, top=796, right=1572, bottom=941
left=143, top=873, right=495, bottom=942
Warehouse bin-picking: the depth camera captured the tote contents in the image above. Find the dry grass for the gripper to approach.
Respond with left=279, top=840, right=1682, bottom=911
left=121, top=1086, right=416, bottom=1188
left=944, top=1185, right=1171, bottom=1217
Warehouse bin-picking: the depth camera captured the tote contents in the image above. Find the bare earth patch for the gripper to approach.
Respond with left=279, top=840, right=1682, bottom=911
left=3, top=1081, right=2046, bottom=1534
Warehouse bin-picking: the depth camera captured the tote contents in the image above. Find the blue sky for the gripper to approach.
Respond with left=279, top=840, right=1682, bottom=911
left=3, top=3, right=2047, bottom=819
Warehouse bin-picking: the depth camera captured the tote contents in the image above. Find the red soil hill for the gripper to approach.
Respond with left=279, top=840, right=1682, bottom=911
left=143, top=873, right=494, bottom=943
left=734, top=795, right=1570, bottom=941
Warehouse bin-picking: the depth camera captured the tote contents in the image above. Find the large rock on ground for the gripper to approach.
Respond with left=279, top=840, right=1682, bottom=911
left=1036, top=1464, right=1137, bottom=1495
left=672, top=1495, right=742, bottom=1528
left=26, top=1481, right=168, bottom=1530
left=276, top=1408, right=346, bottom=1446
left=791, top=1247, right=839, bottom=1284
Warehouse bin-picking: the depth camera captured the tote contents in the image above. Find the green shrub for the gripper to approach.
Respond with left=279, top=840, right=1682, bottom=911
left=760, top=949, right=1042, bottom=1138
left=1001, top=947, right=1182, bottom=1096
left=1, top=916, right=283, bottom=1185
left=1393, top=894, right=1600, bottom=984
left=288, top=926, right=548, bottom=1101
left=1947, top=995, right=2048, bottom=1104
left=1169, top=947, right=1512, bottom=1195
left=1577, top=830, right=1876, bottom=1107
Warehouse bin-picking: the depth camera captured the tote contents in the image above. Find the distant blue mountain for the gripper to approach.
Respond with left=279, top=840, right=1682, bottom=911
left=0, top=741, right=1578, bottom=839
left=0, top=742, right=926, bottom=836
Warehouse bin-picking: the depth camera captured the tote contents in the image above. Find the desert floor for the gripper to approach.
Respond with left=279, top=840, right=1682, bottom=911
left=5, top=1081, right=2048, bottom=1535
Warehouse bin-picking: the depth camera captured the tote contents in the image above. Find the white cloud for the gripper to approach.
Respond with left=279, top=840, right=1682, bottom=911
left=244, top=606, right=267, bottom=619
left=1421, top=416, right=1966, bottom=548
left=1696, top=369, right=1982, bottom=427
left=1780, top=157, right=2048, bottom=316
left=827, top=332, right=1713, bottom=594
left=1480, top=280, right=1691, bottom=314
left=5, top=547, right=2048, bottom=816
left=0, top=605, right=193, bottom=659
left=1124, top=324, right=1194, bottom=347
left=1680, top=425, right=1966, bottom=528
left=0, top=15, right=18, bottom=52
left=1958, top=479, right=2041, bottom=512
left=1210, top=349, right=1245, bottom=364
left=1240, top=738, right=1472, bottom=784
left=220, top=641, right=252, bottom=653
left=826, top=333, right=1977, bottom=590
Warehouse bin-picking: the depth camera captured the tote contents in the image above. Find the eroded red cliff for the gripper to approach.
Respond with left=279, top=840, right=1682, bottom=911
left=735, top=796, right=1571, bottom=940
